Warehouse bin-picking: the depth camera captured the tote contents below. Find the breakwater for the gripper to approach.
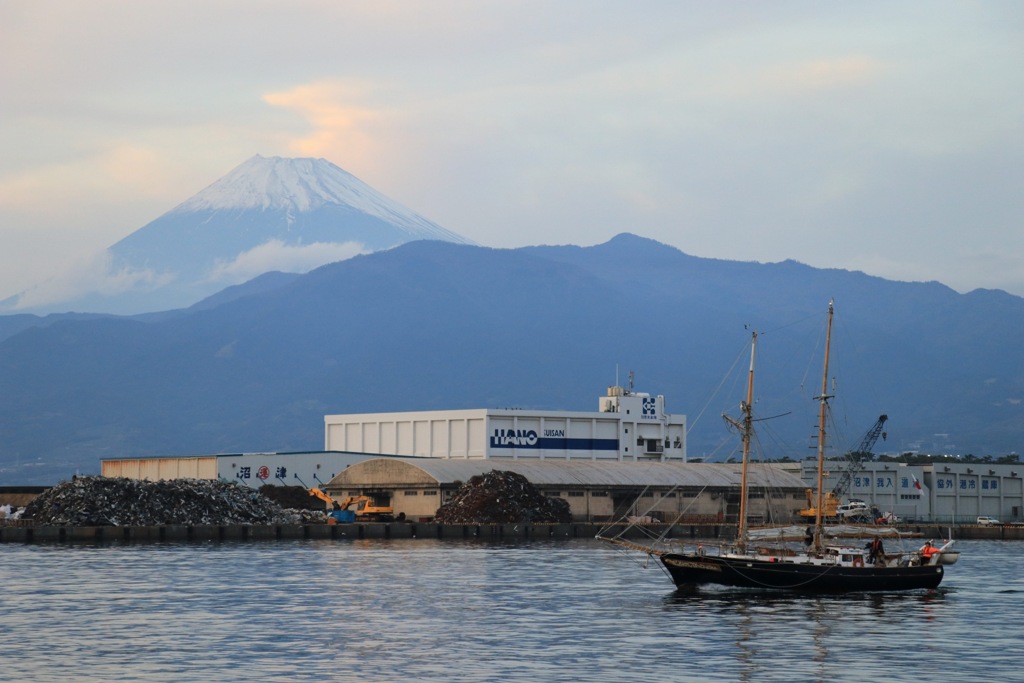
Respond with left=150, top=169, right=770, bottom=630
left=2, top=521, right=1021, bottom=544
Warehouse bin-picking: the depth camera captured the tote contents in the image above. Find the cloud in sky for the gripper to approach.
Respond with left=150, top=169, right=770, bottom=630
left=206, top=240, right=368, bottom=284
left=4, top=250, right=175, bottom=311
left=1, top=1, right=1022, bottom=301
left=4, top=239, right=366, bottom=312
left=262, top=82, right=386, bottom=162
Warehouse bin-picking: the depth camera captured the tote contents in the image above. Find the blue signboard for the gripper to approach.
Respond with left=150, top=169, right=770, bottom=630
left=489, top=429, right=619, bottom=451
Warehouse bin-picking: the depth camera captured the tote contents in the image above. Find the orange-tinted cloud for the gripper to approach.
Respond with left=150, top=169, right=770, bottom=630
left=263, top=81, right=384, bottom=161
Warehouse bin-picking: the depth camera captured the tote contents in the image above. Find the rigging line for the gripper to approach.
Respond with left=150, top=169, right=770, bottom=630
left=823, top=317, right=854, bottom=440
left=627, top=453, right=693, bottom=530
left=661, top=486, right=710, bottom=530
left=760, top=310, right=822, bottom=337
left=686, top=337, right=751, bottom=436
left=824, top=402, right=853, bottom=459
left=700, top=435, right=739, bottom=463
left=614, top=483, right=652, bottom=526
left=745, top=429, right=787, bottom=524
left=752, top=411, right=792, bottom=423
left=798, top=308, right=831, bottom=397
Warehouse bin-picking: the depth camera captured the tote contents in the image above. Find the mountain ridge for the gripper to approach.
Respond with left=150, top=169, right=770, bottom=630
left=1, top=234, right=1021, bottom=485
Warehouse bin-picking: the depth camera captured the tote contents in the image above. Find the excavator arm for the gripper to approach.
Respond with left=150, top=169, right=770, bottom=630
left=309, top=487, right=337, bottom=508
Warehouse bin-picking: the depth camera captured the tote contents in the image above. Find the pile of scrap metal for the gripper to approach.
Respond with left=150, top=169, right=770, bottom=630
left=258, top=484, right=325, bottom=511
left=22, top=476, right=300, bottom=527
left=433, top=470, right=571, bottom=524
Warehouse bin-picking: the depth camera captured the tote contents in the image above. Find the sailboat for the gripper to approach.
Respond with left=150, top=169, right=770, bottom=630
left=603, top=301, right=950, bottom=592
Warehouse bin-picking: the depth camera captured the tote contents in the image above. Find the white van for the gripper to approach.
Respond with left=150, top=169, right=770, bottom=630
left=977, top=516, right=1001, bottom=526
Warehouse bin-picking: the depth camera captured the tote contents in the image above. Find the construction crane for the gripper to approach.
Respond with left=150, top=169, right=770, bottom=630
left=800, top=414, right=888, bottom=520
left=832, top=414, right=889, bottom=501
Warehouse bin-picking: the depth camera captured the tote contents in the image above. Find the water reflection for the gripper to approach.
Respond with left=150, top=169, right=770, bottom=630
left=661, top=584, right=954, bottom=682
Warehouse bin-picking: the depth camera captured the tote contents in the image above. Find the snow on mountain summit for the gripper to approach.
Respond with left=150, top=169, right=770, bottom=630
left=176, top=154, right=388, bottom=213
left=172, top=155, right=471, bottom=243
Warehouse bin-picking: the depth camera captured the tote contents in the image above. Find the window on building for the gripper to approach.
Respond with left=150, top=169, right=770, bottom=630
left=404, top=490, right=419, bottom=496
left=568, top=491, right=585, bottom=497
left=423, top=490, right=438, bottom=496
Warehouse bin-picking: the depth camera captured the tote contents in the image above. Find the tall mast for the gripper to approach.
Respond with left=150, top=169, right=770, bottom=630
left=727, top=330, right=757, bottom=552
left=813, top=301, right=835, bottom=552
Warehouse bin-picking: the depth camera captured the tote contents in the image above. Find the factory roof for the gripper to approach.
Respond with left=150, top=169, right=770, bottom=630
left=327, top=458, right=805, bottom=489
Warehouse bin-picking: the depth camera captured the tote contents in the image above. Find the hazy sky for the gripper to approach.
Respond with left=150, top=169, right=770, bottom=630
left=2, top=1, right=1022, bottom=301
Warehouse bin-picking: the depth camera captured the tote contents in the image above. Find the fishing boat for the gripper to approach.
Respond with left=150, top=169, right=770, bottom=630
left=602, top=301, right=951, bottom=592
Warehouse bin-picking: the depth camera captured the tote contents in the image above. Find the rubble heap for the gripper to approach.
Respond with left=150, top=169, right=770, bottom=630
left=22, top=476, right=299, bottom=527
left=259, top=484, right=324, bottom=511
left=433, top=470, right=571, bottom=524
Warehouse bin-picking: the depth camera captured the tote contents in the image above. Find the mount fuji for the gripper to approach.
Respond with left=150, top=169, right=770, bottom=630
left=2, top=155, right=475, bottom=315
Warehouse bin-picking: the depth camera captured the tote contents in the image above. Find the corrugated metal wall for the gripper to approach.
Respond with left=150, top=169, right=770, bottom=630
left=102, top=457, right=218, bottom=481
left=325, top=411, right=489, bottom=458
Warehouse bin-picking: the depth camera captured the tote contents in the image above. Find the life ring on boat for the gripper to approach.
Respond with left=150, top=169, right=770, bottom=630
left=852, top=557, right=864, bottom=567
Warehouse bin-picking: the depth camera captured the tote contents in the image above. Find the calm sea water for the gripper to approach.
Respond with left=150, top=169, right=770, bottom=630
left=0, top=537, right=1019, bottom=682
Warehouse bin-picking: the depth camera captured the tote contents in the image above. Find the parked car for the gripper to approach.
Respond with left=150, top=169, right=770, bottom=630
left=977, top=516, right=1001, bottom=526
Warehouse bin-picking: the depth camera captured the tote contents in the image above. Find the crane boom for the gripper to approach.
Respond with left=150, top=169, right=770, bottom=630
left=831, top=414, right=888, bottom=499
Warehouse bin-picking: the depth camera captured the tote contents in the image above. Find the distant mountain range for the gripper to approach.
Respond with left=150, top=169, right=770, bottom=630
left=1, top=155, right=474, bottom=315
left=1, top=234, right=1022, bottom=484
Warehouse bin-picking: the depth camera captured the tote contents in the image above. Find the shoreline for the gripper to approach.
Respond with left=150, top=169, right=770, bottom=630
left=2, top=521, right=1020, bottom=545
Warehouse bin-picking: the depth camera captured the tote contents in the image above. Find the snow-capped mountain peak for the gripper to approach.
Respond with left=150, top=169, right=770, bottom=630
left=171, top=155, right=470, bottom=243
left=2, top=154, right=476, bottom=315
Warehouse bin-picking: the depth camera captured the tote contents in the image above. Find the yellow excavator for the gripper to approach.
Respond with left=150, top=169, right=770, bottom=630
left=799, top=489, right=841, bottom=520
left=309, top=488, right=394, bottom=522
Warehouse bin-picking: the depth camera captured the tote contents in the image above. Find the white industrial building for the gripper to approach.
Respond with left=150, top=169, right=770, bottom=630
left=324, top=386, right=686, bottom=462
left=797, top=460, right=1024, bottom=524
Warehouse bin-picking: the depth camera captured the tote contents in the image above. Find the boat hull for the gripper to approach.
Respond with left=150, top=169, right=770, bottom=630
left=660, top=553, right=944, bottom=592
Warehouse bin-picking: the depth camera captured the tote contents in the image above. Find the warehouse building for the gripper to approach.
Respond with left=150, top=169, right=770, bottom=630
left=102, top=450, right=392, bottom=489
left=800, top=460, right=1024, bottom=524
left=324, top=385, right=687, bottom=462
left=98, top=451, right=1024, bottom=525
left=323, top=458, right=807, bottom=523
